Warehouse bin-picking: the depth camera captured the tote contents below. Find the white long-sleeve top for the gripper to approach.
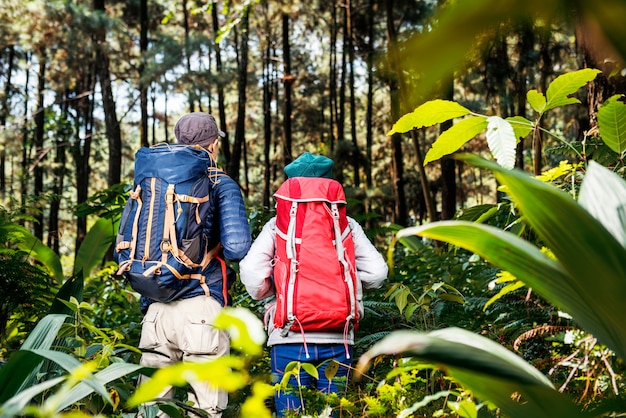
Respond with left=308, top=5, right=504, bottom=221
left=240, top=216, right=388, bottom=346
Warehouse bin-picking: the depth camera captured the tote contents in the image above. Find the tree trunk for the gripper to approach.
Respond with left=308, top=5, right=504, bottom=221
left=365, top=0, right=374, bottom=190
left=338, top=4, right=346, bottom=149
left=534, top=30, right=552, bottom=175
left=139, top=0, right=149, bottom=147
left=410, top=130, right=436, bottom=224
left=20, top=53, right=31, bottom=214
left=73, top=65, right=96, bottom=254
left=262, top=2, right=272, bottom=207
left=575, top=18, right=623, bottom=134
left=182, top=0, right=195, bottom=112
left=329, top=3, right=337, bottom=153
left=94, top=0, right=122, bottom=187
left=281, top=12, right=293, bottom=171
left=0, top=46, right=14, bottom=198
left=47, top=94, right=68, bottom=255
left=385, top=0, right=407, bottom=225
left=227, top=8, right=249, bottom=183
left=347, top=0, right=359, bottom=188
left=212, top=2, right=231, bottom=163
left=33, top=48, right=46, bottom=240
left=440, top=78, right=456, bottom=221
left=514, top=22, right=534, bottom=170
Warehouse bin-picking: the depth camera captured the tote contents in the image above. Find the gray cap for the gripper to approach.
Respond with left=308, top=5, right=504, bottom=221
left=174, top=112, right=226, bottom=148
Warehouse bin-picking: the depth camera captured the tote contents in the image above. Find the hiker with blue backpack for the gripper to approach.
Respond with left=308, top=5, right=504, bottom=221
left=239, top=152, right=388, bottom=417
left=114, top=112, right=251, bottom=417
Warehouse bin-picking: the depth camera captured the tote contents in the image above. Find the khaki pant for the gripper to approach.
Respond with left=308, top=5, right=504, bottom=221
left=138, top=296, right=230, bottom=417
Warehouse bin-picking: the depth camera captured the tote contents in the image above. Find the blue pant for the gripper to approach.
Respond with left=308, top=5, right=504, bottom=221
left=271, top=343, right=352, bottom=417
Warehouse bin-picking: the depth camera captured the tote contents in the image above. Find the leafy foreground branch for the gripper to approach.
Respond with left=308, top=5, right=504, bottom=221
left=356, top=155, right=626, bottom=418
left=0, top=305, right=274, bottom=418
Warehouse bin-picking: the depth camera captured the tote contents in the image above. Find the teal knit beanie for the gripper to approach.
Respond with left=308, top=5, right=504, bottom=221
left=284, top=152, right=334, bottom=178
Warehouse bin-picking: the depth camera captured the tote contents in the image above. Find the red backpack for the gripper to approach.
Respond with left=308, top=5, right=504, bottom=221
left=272, top=177, right=358, bottom=335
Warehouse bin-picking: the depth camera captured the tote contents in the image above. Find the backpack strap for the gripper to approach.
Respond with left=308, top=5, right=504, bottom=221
left=285, top=201, right=299, bottom=326
left=216, top=254, right=229, bottom=307
left=331, top=203, right=357, bottom=360
left=286, top=201, right=298, bottom=260
left=115, top=185, right=143, bottom=274
left=161, top=184, right=211, bottom=268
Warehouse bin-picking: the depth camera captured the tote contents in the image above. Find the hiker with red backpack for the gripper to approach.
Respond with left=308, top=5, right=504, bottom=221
left=115, top=112, right=251, bottom=417
left=239, top=152, right=388, bottom=417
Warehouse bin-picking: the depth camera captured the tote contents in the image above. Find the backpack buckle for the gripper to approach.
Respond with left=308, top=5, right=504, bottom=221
left=160, top=240, right=172, bottom=252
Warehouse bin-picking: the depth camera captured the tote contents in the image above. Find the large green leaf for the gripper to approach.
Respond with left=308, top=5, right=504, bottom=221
left=387, top=99, right=471, bottom=135
left=402, top=154, right=626, bottom=361
left=423, top=116, right=488, bottom=165
left=578, top=161, right=626, bottom=248
left=0, top=376, right=65, bottom=417
left=506, top=115, right=533, bottom=140
left=526, top=90, right=547, bottom=113
left=597, top=94, right=626, bottom=154
left=0, top=351, right=49, bottom=405
left=0, top=350, right=124, bottom=416
left=74, top=216, right=118, bottom=277
left=544, top=69, right=601, bottom=112
left=129, top=356, right=248, bottom=406
left=397, top=222, right=590, bottom=329
left=55, top=362, right=144, bottom=412
left=3, top=223, right=64, bottom=283
left=20, top=314, right=68, bottom=351
left=0, top=315, right=69, bottom=404
left=49, top=274, right=84, bottom=315
left=356, top=328, right=588, bottom=418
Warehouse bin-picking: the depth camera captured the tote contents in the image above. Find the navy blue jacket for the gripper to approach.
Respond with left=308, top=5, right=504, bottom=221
left=139, top=174, right=251, bottom=313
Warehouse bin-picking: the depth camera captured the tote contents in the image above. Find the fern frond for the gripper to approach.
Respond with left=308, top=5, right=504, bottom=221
left=513, top=325, right=572, bottom=352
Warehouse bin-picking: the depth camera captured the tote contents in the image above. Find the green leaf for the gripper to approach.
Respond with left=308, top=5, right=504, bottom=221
left=284, top=361, right=299, bottom=374
left=527, top=90, right=546, bottom=113
left=74, top=216, right=118, bottom=277
left=404, top=303, right=420, bottom=320
left=4, top=223, right=64, bottom=283
left=424, top=116, right=488, bottom=165
left=239, top=381, right=274, bottom=418
left=28, top=349, right=112, bottom=403
left=578, top=161, right=626, bottom=248
left=399, top=391, right=453, bottom=416
left=0, top=376, right=66, bottom=416
left=300, top=362, right=319, bottom=379
left=388, top=99, right=471, bottom=135
left=412, top=154, right=626, bottom=361
left=506, top=116, right=533, bottom=140
left=597, top=94, right=626, bottom=154
left=212, top=307, right=266, bottom=356
left=0, top=349, right=116, bottom=416
left=20, top=314, right=69, bottom=351
left=0, top=351, right=49, bottom=404
left=398, top=221, right=574, bottom=312
left=455, top=204, right=498, bottom=222
left=388, top=223, right=423, bottom=252
left=55, top=362, right=144, bottom=412
left=0, top=314, right=69, bottom=402
left=544, top=68, right=601, bottom=112
left=356, top=328, right=587, bottom=418
left=438, top=293, right=465, bottom=304
left=324, top=360, right=339, bottom=381
left=483, top=281, right=526, bottom=311
left=452, top=399, right=478, bottom=418
left=394, top=287, right=409, bottom=313
left=486, top=116, right=516, bottom=169
left=129, top=356, right=248, bottom=406
left=50, top=274, right=84, bottom=315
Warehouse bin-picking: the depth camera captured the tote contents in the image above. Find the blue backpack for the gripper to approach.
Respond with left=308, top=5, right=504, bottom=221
left=114, top=144, right=223, bottom=303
